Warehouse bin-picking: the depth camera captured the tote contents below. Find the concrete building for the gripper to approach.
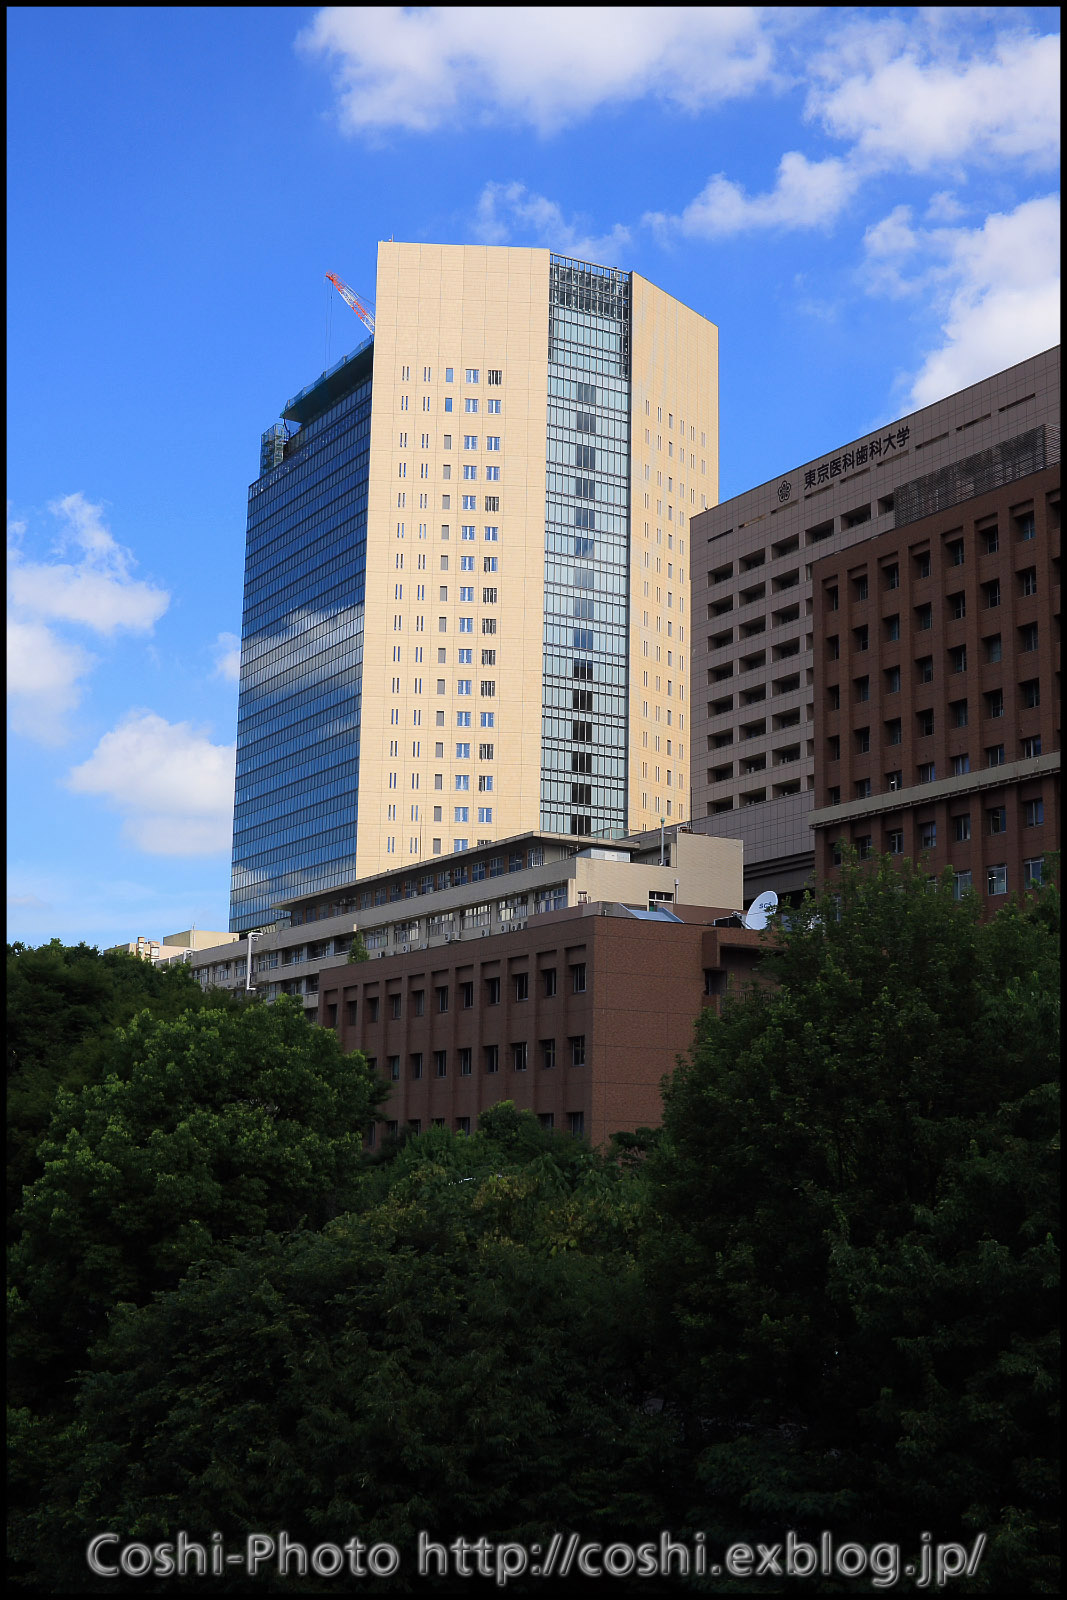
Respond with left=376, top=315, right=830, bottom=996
left=690, top=347, right=1060, bottom=898
left=196, top=826, right=743, bottom=1014
left=230, top=243, right=718, bottom=933
left=108, top=931, right=236, bottom=962
left=811, top=464, right=1060, bottom=906
left=318, top=901, right=762, bottom=1150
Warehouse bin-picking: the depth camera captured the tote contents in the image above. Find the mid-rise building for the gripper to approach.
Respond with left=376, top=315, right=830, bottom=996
left=811, top=465, right=1059, bottom=905
left=230, top=244, right=718, bottom=932
left=689, top=347, right=1059, bottom=898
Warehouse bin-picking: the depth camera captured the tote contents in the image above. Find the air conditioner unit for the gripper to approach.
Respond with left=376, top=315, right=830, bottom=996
left=401, top=944, right=409, bottom=952
left=444, top=935, right=453, bottom=943
left=481, top=930, right=489, bottom=937
left=515, top=921, right=526, bottom=931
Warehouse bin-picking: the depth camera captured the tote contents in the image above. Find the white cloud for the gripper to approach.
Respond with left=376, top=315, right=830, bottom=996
left=298, top=5, right=778, bottom=134
left=7, top=494, right=170, bottom=743
left=66, top=711, right=236, bottom=857
left=647, top=150, right=859, bottom=240
left=7, top=619, right=95, bottom=745
left=474, top=182, right=631, bottom=262
left=9, top=493, right=169, bottom=636
left=807, top=24, right=1060, bottom=174
left=213, top=631, right=242, bottom=684
left=862, top=195, right=1061, bottom=407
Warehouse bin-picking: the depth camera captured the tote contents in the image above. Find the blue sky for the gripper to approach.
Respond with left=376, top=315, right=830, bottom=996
left=7, top=5, right=1060, bottom=947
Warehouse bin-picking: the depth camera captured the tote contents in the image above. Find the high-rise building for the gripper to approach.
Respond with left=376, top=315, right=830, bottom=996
left=230, top=244, right=717, bottom=932
left=689, top=347, right=1059, bottom=900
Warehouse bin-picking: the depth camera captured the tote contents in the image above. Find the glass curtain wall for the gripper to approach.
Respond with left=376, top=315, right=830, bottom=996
left=229, top=367, right=372, bottom=931
left=541, top=255, right=631, bottom=837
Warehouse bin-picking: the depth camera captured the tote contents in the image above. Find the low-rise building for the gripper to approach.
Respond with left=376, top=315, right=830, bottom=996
left=318, top=899, right=762, bottom=1149
left=181, top=826, right=744, bottom=1013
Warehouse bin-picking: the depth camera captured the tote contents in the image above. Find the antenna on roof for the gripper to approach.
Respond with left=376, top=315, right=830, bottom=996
left=741, top=890, right=779, bottom=930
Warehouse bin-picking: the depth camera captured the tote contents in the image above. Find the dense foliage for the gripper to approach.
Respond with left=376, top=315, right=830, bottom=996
left=7, top=872, right=1060, bottom=1591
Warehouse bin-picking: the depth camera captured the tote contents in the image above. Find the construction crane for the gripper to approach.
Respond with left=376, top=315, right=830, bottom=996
left=325, top=273, right=375, bottom=336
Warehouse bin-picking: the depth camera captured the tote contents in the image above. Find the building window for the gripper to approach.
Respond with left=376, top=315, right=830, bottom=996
left=883, top=563, right=900, bottom=590
left=982, top=580, right=1001, bottom=609
left=917, top=657, right=934, bottom=684
left=390, top=993, right=402, bottom=1019
left=919, top=821, right=936, bottom=850
left=986, top=745, right=1006, bottom=767
left=486, top=976, right=501, bottom=1005
left=540, top=1038, right=556, bottom=1069
left=388, top=1055, right=400, bottom=1081
left=484, top=1044, right=499, bottom=1073
left=459, top=1048, right=472, bottom=1077
left=918, top=763, right=936, bottom=783
left=410, top=1052, right=423, bottom=1080
left=569, top=1035, right=587, bottom=1067
left=855, top=728, right=870, bottom=754
left=571, top=963, right=587, bottom=993
left=947, top=539, right=965, bottom=567
left=1024, top=857, right=1044, bottom=887
left=567, top=1111, right=585, bottom=1137
left=948, top=592, right=966, bottom=620
left=1019, top=567, right=1038, bottom=597
left=855, top=778, right=872, bottom=799
left=953, top=870, right=972, bottom=900
left=542, top=967, right=557, bottom=997
left=511, top=1041, right=528, bottom=1072
left=436, top=985, right=449, bottom=1012
left=366, top=997, right=380, bottom=1022
left=914, top=552, right=932, bottom=579
left=950, top=700, right=968, bottom=727
left=917, top=709, right=934, bottom=737
left=949, top=644, right=967, bottom=673
left=1024, top=798, right=1044, bottom=826
left=456, top=1115, right=471, bottom=1134
left=886, top=719, right=902, bottom=746
left=885, top=614, right=900, bottom=642
left=884, top=666, right=900, bottom=694
left=853, top=624, right=869, bottom=652
left=953, top=814, right=971, bottom=842
left=985, top=690, right=1004, bottom=719
left=886, top=829, right=903, bottom=854
left=514, top=972, right=529, bottom=1001
left=987, top=865, right=1007, bottom=896
left=1021, top=679, right=1041, bottom=708
left=434, top=1050, right=448, bottom=1078
left=460, top=981, right=474, bottom=1008
left=951, top=754, right=970, bottom=776
left=854, top=675, right=870, bottom=702
left=886, top=771, right=902, bottom=792
left=1021, top=735, right=1042, bottom=759
left=856, top=835, right=873, bottom=860
left=987, top=806, right=1007, bottom=835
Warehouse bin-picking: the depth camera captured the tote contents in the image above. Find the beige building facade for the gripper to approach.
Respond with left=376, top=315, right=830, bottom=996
left=230, top=245, right=716, bottom=932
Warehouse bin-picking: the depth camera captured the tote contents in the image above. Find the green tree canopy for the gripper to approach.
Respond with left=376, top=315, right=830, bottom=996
left=10, top=998, right=385, bottom=1403
left=6, top=940, right=246, bottom=1219
left=643, top=858, right=1060, bottom=1590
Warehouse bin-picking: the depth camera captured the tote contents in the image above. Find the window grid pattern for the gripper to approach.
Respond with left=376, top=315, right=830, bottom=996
left=541, top=256, right=631, bottom=838
left=230, top=368, right=372, bottom=930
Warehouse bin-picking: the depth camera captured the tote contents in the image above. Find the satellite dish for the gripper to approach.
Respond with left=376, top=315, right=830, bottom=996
left=742, top=889, right=779, bottom=930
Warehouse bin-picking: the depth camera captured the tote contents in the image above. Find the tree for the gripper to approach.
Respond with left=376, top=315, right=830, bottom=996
left=10, top=998, right=385, bottom=1405
left=347, top=930, right=370, bottom=963
left=643, top=857, right=1059, bottom=1590
left=6, top=940, right=246, bottom=1221
left=11, top=1115, right=672, bottom=1593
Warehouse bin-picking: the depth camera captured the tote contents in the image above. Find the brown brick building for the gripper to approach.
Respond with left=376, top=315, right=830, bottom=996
left=689, top=347, right=1060, bottom=900
left=318, top=901, right=762, bottom=1147
left=810, top=465, right=1060, bottom=904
